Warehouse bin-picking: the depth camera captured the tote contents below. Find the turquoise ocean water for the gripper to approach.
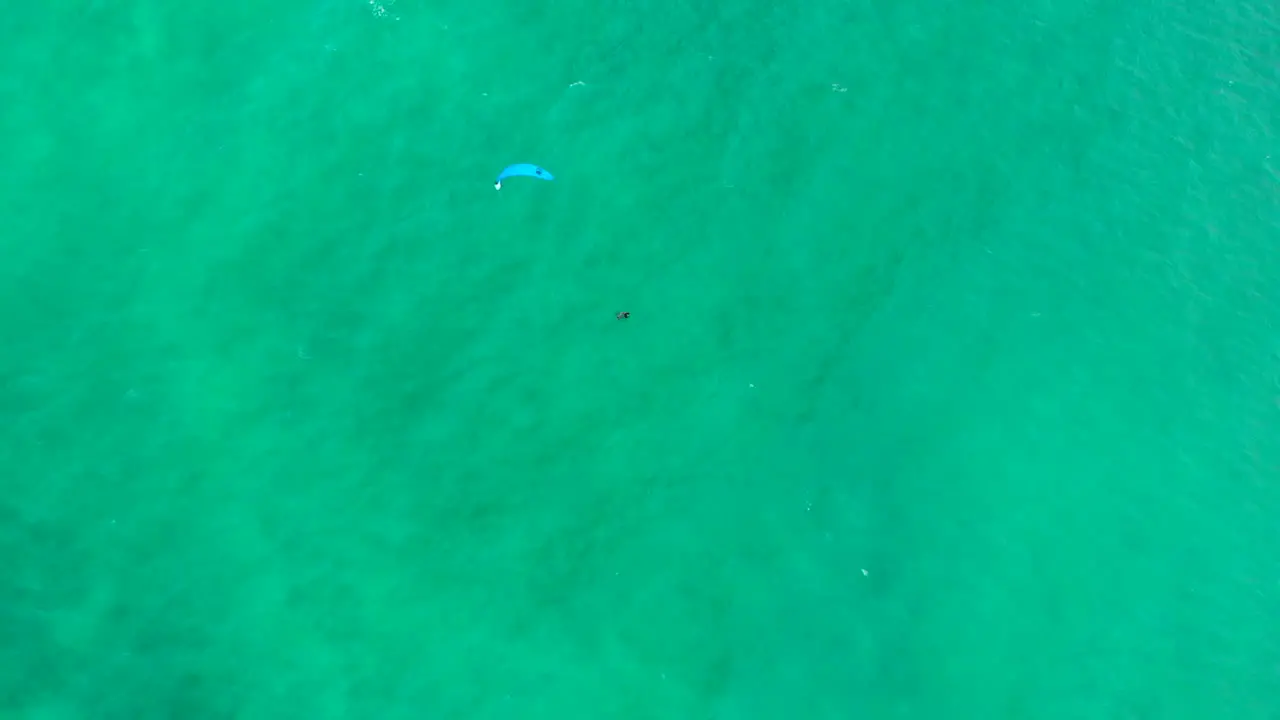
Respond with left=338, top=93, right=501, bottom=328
left=2, top=0, right=1278, bottom=716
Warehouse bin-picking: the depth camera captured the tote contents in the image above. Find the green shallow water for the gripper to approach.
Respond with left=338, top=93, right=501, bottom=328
left=1, top=0, right=1277, bottom=716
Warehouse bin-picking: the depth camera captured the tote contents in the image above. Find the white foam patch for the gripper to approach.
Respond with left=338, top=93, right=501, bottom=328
left=368, top=0, right=398, bottom=19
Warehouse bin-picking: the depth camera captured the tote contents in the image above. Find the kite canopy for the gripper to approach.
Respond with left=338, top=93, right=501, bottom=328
left=495, top=163, right=554, bottom=189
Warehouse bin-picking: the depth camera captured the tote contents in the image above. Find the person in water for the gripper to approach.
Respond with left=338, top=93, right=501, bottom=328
left=616, top=311, right=630, bottom=320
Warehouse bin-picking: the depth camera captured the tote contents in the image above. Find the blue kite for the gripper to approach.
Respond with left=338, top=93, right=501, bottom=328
left=495, top=163, right=554, bottom=190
